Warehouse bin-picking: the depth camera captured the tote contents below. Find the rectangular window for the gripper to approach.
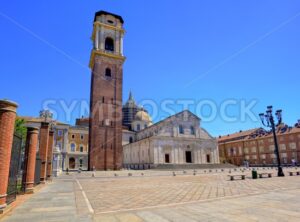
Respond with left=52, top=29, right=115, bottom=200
left=227, top=148, right=231, bottom=156
left=179, top=125, right=184, bottom=134
left=260, top=154, right=266, bottom=159
left=70, top=144, right=76, bottom=152
left=57, top=130, right=63, bottom=137
left=280, top=153, right=287, bottom=158
left=251, top=155, right=257, bottom=160
left=270, top=154, right=276, bottom=159
left=279, top=144, right=286, bottom=151
left=80, top=134, right=84, bottom=140
left=282, top=158, right=287, bottom=164
left=289, top=143, right=296, bottom=150
left=190, top=126, right=195, bottom=135
left=72, top=134, right=75, bottom=139
left=259, top=146, right=264, bottom=153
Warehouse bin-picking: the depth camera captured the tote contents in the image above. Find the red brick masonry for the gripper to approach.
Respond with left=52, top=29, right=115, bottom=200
left=46, top=130, right=54, bottom=180
left=39, top=122, right=49, bottom=183
left=0, top=100, right=18, bottom=210
left=89, top=56, right=124, bottom=171
left=23, top=127, right=39, bottom=194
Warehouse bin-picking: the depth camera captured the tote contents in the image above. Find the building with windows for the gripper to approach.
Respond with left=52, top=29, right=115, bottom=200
left=52, top=124, right=69, bottom=176
left=218, top=120, right=300, bottom=166
left=20, top=116, right=69, bottom=176
left=21, top=114, right=90, bottom=173
left=66, top=126, right=89, bottom=170
left=123, top=110, right=219, bottom=169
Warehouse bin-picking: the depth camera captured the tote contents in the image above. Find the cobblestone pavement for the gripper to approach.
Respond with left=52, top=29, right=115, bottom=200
left=2, top=168, right=300, bottom=221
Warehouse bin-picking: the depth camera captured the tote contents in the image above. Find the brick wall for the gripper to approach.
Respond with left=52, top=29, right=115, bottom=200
left=0, top=100, right=18, bottom=209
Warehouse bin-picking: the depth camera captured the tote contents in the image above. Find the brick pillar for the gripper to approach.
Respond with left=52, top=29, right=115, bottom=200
left=23, top=127, right=39, bottom=194
left=39, top=122, right=49, bottom=183
left=46, top=130, right=54, bottom=180
left=0, top=100, right=18, bottom=210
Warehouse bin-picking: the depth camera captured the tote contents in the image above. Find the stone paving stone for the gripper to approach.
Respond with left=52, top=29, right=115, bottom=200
left=3, top=168, right=300, bottom=221
left=135, top=211, right=170, bottom=222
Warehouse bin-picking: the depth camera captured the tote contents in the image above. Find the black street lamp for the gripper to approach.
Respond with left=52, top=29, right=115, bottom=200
left=259, top=106, right=284, bottom=177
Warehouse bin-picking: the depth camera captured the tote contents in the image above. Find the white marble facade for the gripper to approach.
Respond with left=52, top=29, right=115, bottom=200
left=123, top=110, right=219, bottom=169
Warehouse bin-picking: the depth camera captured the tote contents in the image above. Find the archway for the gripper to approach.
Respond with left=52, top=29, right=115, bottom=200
left=105, top=37, right=114, bottom=51
left=69, top=157, right=75, bottom=169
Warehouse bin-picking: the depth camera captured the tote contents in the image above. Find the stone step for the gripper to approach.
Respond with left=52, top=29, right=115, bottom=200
left=153, top=163, right=236, bottom=170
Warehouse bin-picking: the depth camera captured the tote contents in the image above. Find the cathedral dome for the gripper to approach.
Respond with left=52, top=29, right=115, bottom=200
left=134, top=111, right=152, bottom=122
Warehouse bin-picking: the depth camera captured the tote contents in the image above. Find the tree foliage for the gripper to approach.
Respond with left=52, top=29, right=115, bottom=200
left=15, top=118, right=27, bottom=140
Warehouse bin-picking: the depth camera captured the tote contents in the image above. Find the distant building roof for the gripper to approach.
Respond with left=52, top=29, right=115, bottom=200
left=218, top=121, right=300, bottom=143
left=94, top=10, right=124, bottom=23
left=75, top=117, right=89, bottom=127
left=69, top=125, right=89, bottom=131
left=218, top=128, right=262, bottom=143
left=19, top=116, right=69, bottom=126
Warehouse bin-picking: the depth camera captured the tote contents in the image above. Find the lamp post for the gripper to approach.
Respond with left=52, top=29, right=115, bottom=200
left=259, top=106, right=284, bottom=177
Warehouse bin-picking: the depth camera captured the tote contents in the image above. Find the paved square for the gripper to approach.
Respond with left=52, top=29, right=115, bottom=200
left=3, top=168, right=300, bottom=222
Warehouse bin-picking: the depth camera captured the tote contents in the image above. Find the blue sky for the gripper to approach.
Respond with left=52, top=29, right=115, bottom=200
left=1, top=0, right=299, bottom=136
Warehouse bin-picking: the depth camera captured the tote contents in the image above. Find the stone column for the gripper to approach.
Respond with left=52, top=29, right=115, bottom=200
left=0, top=100, right=18, bottom=210
left=95, top=25, right=99, bottom=50
left=46, top=130, right=54, bottom=180
left=39, top=122, right=49, bottom=183
left=23, top=127, right=39, bottom=194
left=52, top=146, right=61, bottom=177
left=120, top=34, right=124, bottom=55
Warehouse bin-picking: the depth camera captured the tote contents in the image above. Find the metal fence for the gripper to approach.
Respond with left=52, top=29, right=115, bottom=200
left=34, top=154, right=41, bottom=185
left=6, top=133, right=23, bottom=205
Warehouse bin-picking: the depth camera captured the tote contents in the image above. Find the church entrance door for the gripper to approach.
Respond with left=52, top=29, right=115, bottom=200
left=69, top=158, right=75, bottom=169
left=165, top=154, right=170, bottom=163
left=186, top=151, right=192, bottom=163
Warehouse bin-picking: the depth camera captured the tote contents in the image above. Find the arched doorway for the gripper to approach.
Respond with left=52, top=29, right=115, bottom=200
left=105, top=37, right=114, bottom=51
left=69, top=157, right=75, bottom=169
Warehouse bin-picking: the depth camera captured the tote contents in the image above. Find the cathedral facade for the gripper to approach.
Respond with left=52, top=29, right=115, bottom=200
left=122, top=107, right=219, bottom=169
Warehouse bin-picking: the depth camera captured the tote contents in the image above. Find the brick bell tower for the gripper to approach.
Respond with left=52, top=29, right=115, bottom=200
left=88, top=11, right=125, bottom=170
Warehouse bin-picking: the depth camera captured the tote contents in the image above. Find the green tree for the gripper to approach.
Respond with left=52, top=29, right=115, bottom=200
left=15, top=118, right=27, bottom=141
